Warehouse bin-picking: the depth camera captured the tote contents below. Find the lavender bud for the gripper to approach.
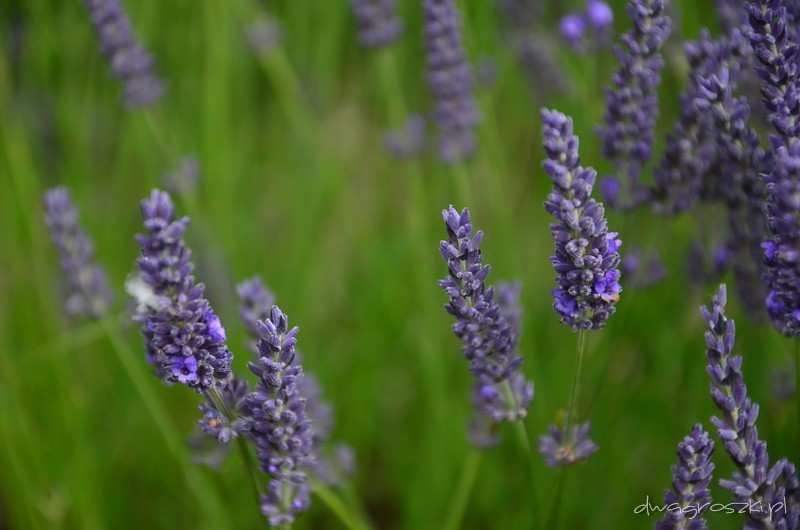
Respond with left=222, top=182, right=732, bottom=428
left=82, top=0, right=165, bottom=109
left=702, top=284, right=800, bottom=527
left=597, top=0, right=671, bottom=211
left=560, top=14, right=587, bottom=48
left=133, top=189, right=233, bottom=390
left=541, top=109, right=623, bottom=330
left=425, top=0, right=480, bottom=164
left=538, top=421, right=599, bottom=467
left=438, top=206, right=534, bottom=445
left=43, top=187, right=113, bottom=319
left=350, top=0, right=403, bottom=49
left=620, top=247, right=665, bottom=289
left=242, top=305, right=315, bottom=524
left=655, top=424, right=715, bottom=530
left=586, top=0, right=614, bottom=31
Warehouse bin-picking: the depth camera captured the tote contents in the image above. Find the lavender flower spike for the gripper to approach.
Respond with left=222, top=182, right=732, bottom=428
left=702, top=284, right=800, bottom=528
left=134, top=189, right=233, bottom=390
left=541, top=109, right=622, bottom=330
left=655, top=424, right=715, bottom=530
left=538, top=421, right=598, bottom=467
left=83, top=0, right=165, bottom=108
left=596, top=0, right=671, bottom=210
left=350, top=0, right=403, bottom=48
left=438, top=206, right=534, bottom=446
left=43, top=187, right=113, bottom=319
left=242, top=306, right=315, bottom=526
left=425, top=0, right=480, bottom=164
left=237, top=276, right=354, bottom=486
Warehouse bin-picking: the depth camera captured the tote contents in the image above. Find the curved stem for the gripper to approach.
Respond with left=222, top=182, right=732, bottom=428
left=443, top=449, right=482, bottom=530
left=311, top=480, right=373, bottom=530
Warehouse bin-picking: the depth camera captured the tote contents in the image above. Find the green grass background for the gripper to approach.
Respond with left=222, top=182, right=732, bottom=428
left=0, top=0, right=797, bottom=528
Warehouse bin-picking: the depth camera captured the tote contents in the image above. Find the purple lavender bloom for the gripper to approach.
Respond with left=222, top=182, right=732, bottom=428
left=198, top=377, right=251, bottom=444
left=538, top=421, right=598, bottom=467
left=597, top=0, right=671, bottom=211
left=82, top=0, right=165, bottom=109
left=560, top=14, right=587, bottom=47
left=516, top=35, right=573, bottom=97
left=655, top=424, right=715, bottom=530
left=438, top=207, right=534, bottom=446
left=541, top=109, right=623, bottom=330
left=695, top=68, right=771, bottom=321
left=350, top=0, right=403, bottom=48
left=702, top=284, right=800, bottom=528
left=383, top=114, right=427, bottom=160
left=587, top=0, right=614, bottom=31
left=43, top=187, right=113, bottom=319
left=242, top=306, right=315, bottom=525
left=652, top=29, right=751, bottom=215
left=425, top=0, right=480, bottom=164
left=133, top=189, right=233, bottom=391
left=744, top=0, right=800, bottom=144
left=237, top=276, right=353, bottom=485
left=762, top=143, right=800, bottom=336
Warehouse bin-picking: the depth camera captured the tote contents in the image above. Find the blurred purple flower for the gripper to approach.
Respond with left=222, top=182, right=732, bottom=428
left=82, top=0, right=165, bottom=108
left=538, top=421, right=598, bottom=467
left=43, top=187, right=113, bottom=319
left=384, top=114, right=427, bottom=160
left=350, top=0, right=403, bottom=48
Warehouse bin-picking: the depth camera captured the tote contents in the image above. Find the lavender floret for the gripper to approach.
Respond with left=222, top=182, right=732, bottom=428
left=82, top=0, right=165, bottom=108
left=538, top=421, right=598, bottom=467
left=655, top=424, right=715, bottom=530
left=350, top=0, right=403, bottom=48
left=425, top=0, right=480, bottom=164
left=541, top=109, right=622, bottom=330
left=438, top=206, right=534, bottom=445
left=243, top=306, right=315, bottom=525
left=597, top=0, right=671, bottom=211
left=133, top=189, right=233, bottom=390
left=702, top=284, right=800, bottom=527
left=198, top=377, right=251, bottom=444
left=43, top=187, right=113, bottom=319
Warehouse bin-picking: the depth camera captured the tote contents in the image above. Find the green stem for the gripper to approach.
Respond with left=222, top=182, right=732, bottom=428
left=795, top=339, right=799, bottom=451
left=564, top=330, right=590, bottom=435
left=544, top=468, right=566, bottom=530
left=443, top=450, right=482, bottom=530
left=98, top=318, right=229, bottom=528
left=311, top=480, right=373, bottom=530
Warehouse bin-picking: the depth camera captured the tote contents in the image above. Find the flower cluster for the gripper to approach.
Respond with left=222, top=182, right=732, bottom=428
left=133, top=189, right=233, bottom=390
left=424, top=0, right=479, bottom=164
left=702, top=284, right=800, bottom=528
left=597, top=0, right=671, bottom=211
left=559, top=0, right=614, bottom=50
left=43, top=187, right=113, bottom=319
left=438, top=206, right=534, bottom=446
left=541, top=108, right=622, bottom=330
left=82, top=0, right=165, bottom=108
left=655, top=424, right=715, bottom=530
left=242, top=306, right=315, bottom=526
left=350, top=0, right=403, bottom=48
left=237, top=276, right=353, bottom=485
left=538, top=421, right=598, bottom=467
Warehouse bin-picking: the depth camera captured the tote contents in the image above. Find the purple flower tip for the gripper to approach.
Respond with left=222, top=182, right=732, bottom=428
left=587, top=0, right=614, bottom=29
left=560, top=14, right=587, bottom=44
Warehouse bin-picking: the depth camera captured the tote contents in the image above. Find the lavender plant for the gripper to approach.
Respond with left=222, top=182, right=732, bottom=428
left=745, top=0, right=800, bottom=336
left=133, top=189, right=233, bottom=390
left=43, top=187, right=113, bottom=319
left=82, top=0, right=165, bottom=108
left=597, top=0, right=671, bottom=211
left=350, top=0, right=403, bottom=48
left=542, top=109, right=622, bottom=330
left=438, top=206, right=534, bottom=446
left=654, top=424, right=715, bottom=530
left=701, top=284, right=800, bottom=528
left=237, top=276, right=354, bottom=485
left=424, top=0, right=480, bottom=164
left=242, top=306, right=315, bottom=526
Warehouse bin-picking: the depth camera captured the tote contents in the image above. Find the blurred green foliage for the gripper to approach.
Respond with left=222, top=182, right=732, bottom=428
left=0, top=0, right=796, bottom=528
